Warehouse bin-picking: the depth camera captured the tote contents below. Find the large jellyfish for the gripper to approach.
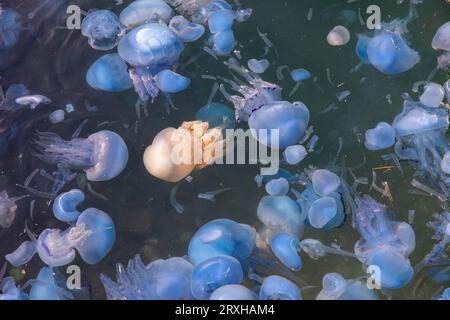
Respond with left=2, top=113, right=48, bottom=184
left=355, top=0, right=421, bottom=74
left=143, top=121, right=224, bottom=182
left=188, top=219, right=256, bottom=266
left=167, top=0, right=252, bottom=55
left=86, top=53, right=133, bottom=92
left=0, top=191, right=26, bottom=228
left=221, top=58, right=310, bottom=149
left=350, top=194, right=415, bottom=289
left=100, top=255, right=194, bottom=300
left=81, top=10, right=126, bottom=51
left=32, top=130, right=129, bottom=182
left=316, top=273, right=379, bottom=300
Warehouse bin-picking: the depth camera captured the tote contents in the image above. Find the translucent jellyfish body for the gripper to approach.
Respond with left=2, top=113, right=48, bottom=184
left=53, top=189, right=85, bottom=222
left=418, top=211, right=450, bottom=269
left=143, top=121, right=224, bottom=182
left=195, top=102, right=236, bottom=130
left=290, top=69, right=311, bottom=82
left=365, top=122, right=395, bottom=151
left=316, top=273, right=378, bottom=300
left=0, top=191, right=25, bottom=228
left=191, top=256, right=243, bottom=299
left=101, top=255, right=194, bottom=300
left=419, top=83, right=445, bottom=108
left=0, top=8, right=21, bottom=51
left=0, top=277, right=27, bottom=300
left=86, top=53, right=133, bottom=92
left=259, top=275, right=301, bottom=300
left=0, top=83, right=29, bottom=111
left=36, top=208, right=116, bottom=266
left=33, top=130, right=129, bottom=182
left=188, top=219, right=256, bottom=265
left=437, top=288, right=450, bottom=300
left=392, top=96, right=449, bottom=181
left=81, top=10, right=126, bottom=50
left=257, top=195, right=305, bottom=235
left=265, top=178, right=289, bottom=196
left=209, top=284, right=257, bottom=300
left=268, top=232, right=302, bottom=271
left=248, top=59, right=269, bottom=74
left=283, top=145, right=307, bottom=165
left=119, top=0, right=174, bottom=29
left=432, top=21, right=450, bottom=51
left=327, top=25, right=350, bottom=46
left=352, top=195, right=415, bottom=289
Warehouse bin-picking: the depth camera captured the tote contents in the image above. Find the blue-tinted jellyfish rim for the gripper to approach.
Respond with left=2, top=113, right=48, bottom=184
left=53, top=189, right=85, bottom=222
left=268, top=232, right=302, bottom=271
left=86, top=53, right=133, bottom=92
left=260, top=275, right=302, bottom=300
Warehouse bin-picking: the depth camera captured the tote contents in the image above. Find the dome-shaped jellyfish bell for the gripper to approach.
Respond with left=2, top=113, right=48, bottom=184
left=260, top=275, right=302, bottom=300
left=29, top=267, right=69, bottom=300
left=432, top=21, right=450, bottom=52
left=33, top=130, right=129, bottom=182
left=316, top=272, right=378, bottom=300
left=53, top=189, right=85, bottom=223
left=169, top=15, right=205, bottom=43
left=311, top=169, right=341, bottom=197
left=188, top=219, right=256, bottom=266
left=209, top=284, right=258, bottom=300
left=365, top=122, right=395, bottom=151
left=268, top=232, right=302, bottom=271
left=366, top=31, right=420, bottom=75
left=81, top=10, right=126, bottom=51
left=191, top=256, right=244, bottom=300
left=86, top=53, right=133, bottom=92
left=143, top=121, right=224, bottom=183
left=36, top=208, right=115, bottom=267
left=249, top=101, right=310, bottom=149
left=119, top=0, right=174, bottom=29
left=365, top=247, right=414, bottom=290
left=195, top=102, right=236, bottom=131
left=393, top=106, right=449, bottom=138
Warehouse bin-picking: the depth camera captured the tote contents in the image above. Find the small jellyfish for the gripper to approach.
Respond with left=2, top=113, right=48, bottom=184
left=327, top=25, right=350, bottom=46
left=311, top=169, right=341, bottom=197
left=259, top=275, right=302, bottom=300
left=0, top=276, right=27, bottom=300
left=283, top=145, right=307, bottom=165
left=6, top=241, right=37, bottom=267
left=195, top=102, right=236, bottom=131
left=265, top=178, right=289, bottom=196
left=81, top=10, right=126, bottom=51
left=290, top=69, right=311, bottom=81
left=143, top=121, right=224, bottom=182
left=48, top=109, right=65, bottom=124
left=101, top=255, right=194, bottom=300
left=365, top=122, right=395, bottom=151
left=316, top=273, right=378, bottom=300
left=154, top=69, right=191, bottom=93
left=0, top=83, right=30, bottom=111
left=86, top=53, right=133, bottom=92
left=419, top=82, right=445, bottom=108
left=169, top=15, right=205, bottom=42
left=257, top=195, right=305, bottom=235
left=0, top=8, right=21, bottom=51
left=53, top=189, right=85, bottom=223
left=432, top=21, right=450, bottom=51
left=188, top=219, right=256, bottom=266
left=445, top=80, right=450, bottom=103
left=247, top=59, right=269, bottom=74
left=15, top=95, right=51, bottom=110
left=308, top=196, right=342, bottom=229
left=0, top=191, right=26, bottom=228
left=191, top=256, right=243, bottom=300
left=268, top=232, right=302, bottom=271
left=32, top=130, right=129, bottom=182
left=35, top=208, right=116, bottom=267
left=209, top=284, right=257, bottom=300
left=119, top=0, right=174, bottom=29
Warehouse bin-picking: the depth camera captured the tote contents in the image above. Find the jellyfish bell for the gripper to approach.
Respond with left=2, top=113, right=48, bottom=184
left=169, top=15, right=205, bottom=42
left=419, top=83, right=445, bottom=108
left=81, top=10, right=126, bottom=51
left=119, top=0, right=174, bottom=29
left=86, top=53, right=133, bottom=92
left=53, top=189, right=85, bottom=223
left=432, top=21, right=450, bottom=51
left=0, top=8, right=21, bottom=51
left=283, top=145, right=307, bottom=165
left=311, top=169, right=341, bottom=197
left=209, top=284, right=257, bottom=300
left=247, top=59, right=269, bottom=74
left=260, top=275, right=302, bottom=300
left=211, top=29, right=235, bottom=55
left=327, top=25, right=351, bottom=46
left=195, top=102, right=236, bottom=131
left=365, top=122, right=395, bottom=151
left=268, top=232, right=302, bottom=271
left=29, top=267, right=71, bottom=300
left=154, top=69, right=191, bottom=93
left=0, top=191, right=25, bottom=228
left=316, top=272, right=378, bottom=300
left=265, top=177, right=289, bottom=196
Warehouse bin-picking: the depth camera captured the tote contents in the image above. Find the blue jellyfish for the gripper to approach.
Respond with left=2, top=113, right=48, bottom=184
left=0, top=274, right=27, bottom=300
left=53, top=189, right=85, bottom=223
left=311, top=169, right=341, bottom=197
left=119, top=0, right=174, bottom=29
left=169, top=15, right=205, bottom=42
left=32, top=130, right=129, bottom=182
left=33, top=208, right=115, bottom=267
left=209, top=284, right=257, bottom=300
left=265, top=178, right=290, bottom=196
left=6, top=240, right=37, bottom=267
left=0, top=84, right=30, bottom=111
left=365, top=122, right=395, bottom=151
left=351, top=195, right=415, bottom=289
left=0, top=8, right=21, bottom=51
left=259, top=275, right=302, bottom=300
left=268, top=232, right=302, bottom=271
left=316, top=273, right=379, bottom=300
left=222, top=58, right=310, bottom=149
left=191, top=256, right=243, bottom=300
left=188, top=219, right=256, bottom=265
left=290, top=69, right=311, bottom=81
left=283, top=145, right=307, bottom=165
left=248, top=59, right=269, bottom=74
left=48, top=109, right=65, bottom=124
left=81, top=10, right=126, bottom=51
left=432, top=21, right=450, bottom=51
left=101, top=255, right=194, bottom=300
left=195, top=102, right=236, bottom=131
left=436, top=288, right=450, bottom=300
left=257, top=195, right=305, bottom=235
left=29, top=267, right=89, bottom=300
left=86, top=53, right=133, bottom=92
left=0, top=191, right=26, bottom=228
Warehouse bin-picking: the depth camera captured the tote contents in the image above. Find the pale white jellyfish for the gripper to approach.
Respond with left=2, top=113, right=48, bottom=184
left=419, top=83, right=445, bottom=108
left=432, top=21, right=450, bottom=51
left=327, top=25, right=350, bottom=46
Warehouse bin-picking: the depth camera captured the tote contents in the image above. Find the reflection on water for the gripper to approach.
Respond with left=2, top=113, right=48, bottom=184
left=0, top=0, right=449, bottom=299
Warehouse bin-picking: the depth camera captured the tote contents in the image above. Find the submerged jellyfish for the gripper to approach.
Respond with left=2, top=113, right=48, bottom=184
left=81, top=10, right=126, bottom=51
left=119, top=0, right=174, bottom=29
left=188, top=219, right=256, bottom=265
left=283, top=145, right=307, bottom=165
left=32, top=130, right=129, bottom=182
left=143, top=121, right=224, bottom=182
left=222, top=58, right=310, bottom=149
left=365, top=122, right=395, bottom=151
left=265, top=178, right=290, bottom=196
left=0, top=83, right=30, bottom=111
left=316, top=273, right=378, bottom=300
left=209, top=284, right=257, bottom=300
left=268, top=232, right=302, bottom=271
left=432, top=21, right=450, bottom=51
left=351, top=194, right=415, bottom=289
left=248, top=59, right=269, bottom=74
left=327, top=25, right=350, bottom=46
left=0, top=8, right=21, bottom=51
left=195, top=102, right=236, bottom=131
left=53, top=189, right=85, bottom=223
left=101, top=255, right=194, bottom=300
left=259, top=275, right=302, bottom=300
left=419, top=83, right=445, bottom=108
left=191, top=256, right=243, bottom=300
left=0, top=265, right=27, bottom=300
left=0, top=191, right=26, bottom=228
left=86, top=53, right=133, bottom=92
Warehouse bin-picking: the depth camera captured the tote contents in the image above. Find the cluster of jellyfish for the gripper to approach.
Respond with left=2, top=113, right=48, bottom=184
left=0, top=0, right=450, bottom=301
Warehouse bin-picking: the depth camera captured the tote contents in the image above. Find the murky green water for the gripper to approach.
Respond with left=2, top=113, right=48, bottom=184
left=1, top=0, right=449, bottom=299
